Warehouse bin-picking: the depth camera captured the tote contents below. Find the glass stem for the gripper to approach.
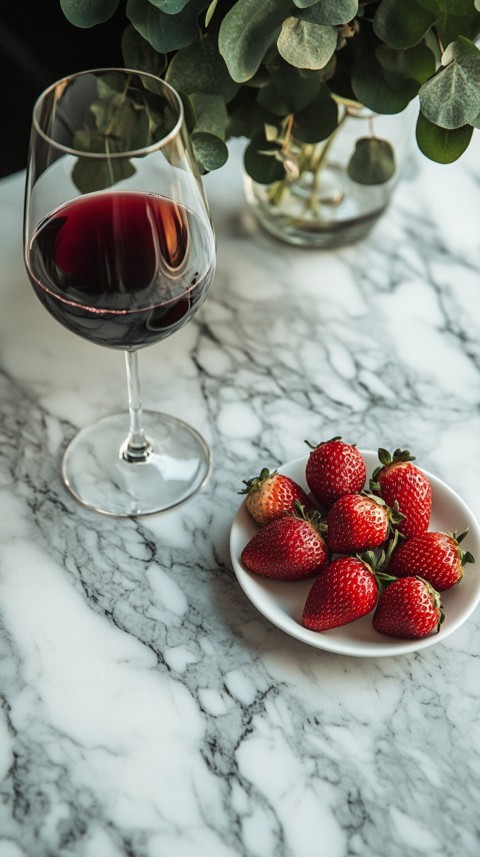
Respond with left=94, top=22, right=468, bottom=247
left=121, top=350, right=152, bottom=463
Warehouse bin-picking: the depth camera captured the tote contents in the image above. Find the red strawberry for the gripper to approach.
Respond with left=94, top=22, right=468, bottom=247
left=388, top=530, right=474, bottom=591
left=373, top=576, right=443, bottom=639
left=240, top=467, right=312, bottom=526
left=326, top=493, right=401, bottom=554
left=241, top=506, right=328, bottom=581
left=371, top=448, right=431, bottom=538
left=302, top=554, right=379, bottom=631
left=305, top=437, right=366, bottom=508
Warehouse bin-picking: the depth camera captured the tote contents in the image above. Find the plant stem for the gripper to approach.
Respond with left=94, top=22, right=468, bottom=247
left=121, top=350, right=152, bottom=463
left=304, top=109, right=350, bottom=216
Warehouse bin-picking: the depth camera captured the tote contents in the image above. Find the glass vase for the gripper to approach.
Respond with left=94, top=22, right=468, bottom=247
left=244, top=104, right=415, bottom=249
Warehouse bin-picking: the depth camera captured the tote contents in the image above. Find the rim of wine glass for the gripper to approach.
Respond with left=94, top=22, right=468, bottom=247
left=31, top=67, right=185, bottom=159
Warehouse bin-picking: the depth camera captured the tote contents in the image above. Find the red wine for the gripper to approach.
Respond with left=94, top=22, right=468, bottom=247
left=26, top=191, right=215, bottom=349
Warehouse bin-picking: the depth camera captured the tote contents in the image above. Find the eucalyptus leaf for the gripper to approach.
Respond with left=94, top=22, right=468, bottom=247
left=277, top=19, right=337, bottom=70
left=376, top=44, right=435, bottom=87
left=97, top=72, right=127, bottom=99
left=257, top=61, right=325, bottom=115
left=432, top=0, right=480, bottom=46
left=60, top=0, right=120, bottom=27
left=352, top=54, right=418, bottom=113
left=373, top=0, right=438, bottom=49
left=74, top=95, right=151, bottom=154
left=205, top=0, right=220, bottom=27
left=189, top=92, right=228, bottom=139
left=126, top=0, right=209, bottom=53
left=347, top=137, right=396, bottom=184
left=416, top=111, right=473, bottom=162
left=244, top=133, right=286, bottom=183
left=192, top=132, right=229, bottom=172
left=218, top=0, right=291, bottom=82
left=375, top=0, right=480, bottom=48
left=227, top=91, right=279, bottom=139
left=419, top=37, right=480, bottom=128
left=72, top=157, right=136, bottom=193
left=295, top=0, right=358, bottom=26
left=121, top=24, right=168, bottom=75
left=293, top=91, right=338, bottom=143
left=166, top=34, right=239, bottom=101
left=146, top=0, right=191, bottom=12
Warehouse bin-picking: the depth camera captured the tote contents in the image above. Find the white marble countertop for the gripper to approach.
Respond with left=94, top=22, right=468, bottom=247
left=1, top=137, right=480, bottom=857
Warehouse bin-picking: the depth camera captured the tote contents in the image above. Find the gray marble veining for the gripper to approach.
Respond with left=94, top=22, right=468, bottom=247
left=0, top=136, right=480, bottom=857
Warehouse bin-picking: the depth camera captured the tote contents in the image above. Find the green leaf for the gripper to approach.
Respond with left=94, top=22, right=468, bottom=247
left=71, top=157, right=136, bottom=193
left=376, top=44, right=436, bottom=87
left=178, top=92, right=196, bottom=133
left=75, top=73, right=178, bottom=155
left=218, top=0, right=291, bottom=83
left=227, top=89, right=279, bottom=139
left=416, top=111, right=474, bottom=162
left=295, top=0, right=358, bottom=26
left=277, top=18, right=337, bottom=70
left=146, top=0, right=191, bottom=12
left=352, top=54, right=418, bottom=113
left=126, top=0, right=209, bottom=53
left=257, top=60, right=325, bottom=115
left=121, top=24, right=168, bottom=76
left=60, top=0, right=120, bottom=27
left=373, top=0, right=438, bottom=49
left=347, top=137, right=396, bottom=185
left=191, top=132, right=228, bottom=172
left=189, top=92, right=228, bottom=139
left=419, top=37, right=480, bottom=128
left=244, top=133, right=286, bottom=183
left=205, top=0, right=220, bottom=27
left=374, top=0, right=480, bottom=48
left=293, top=90, right=338, bottom=142
left=166, top=34, right=239, bottom=102
left=433, top=0, right=480, bottom=46
left=96, top=71, right=126, bottom=99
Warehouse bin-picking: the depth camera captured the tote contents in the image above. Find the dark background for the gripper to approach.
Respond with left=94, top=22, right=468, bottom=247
left=0, top=1, right=126, bottom=177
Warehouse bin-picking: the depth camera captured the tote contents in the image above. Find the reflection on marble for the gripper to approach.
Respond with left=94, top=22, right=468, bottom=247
left=1, top=136, right=480, bottom=857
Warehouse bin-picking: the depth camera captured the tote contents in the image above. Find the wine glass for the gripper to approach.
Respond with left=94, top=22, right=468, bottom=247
left=23, top=69, right=216, bottom=516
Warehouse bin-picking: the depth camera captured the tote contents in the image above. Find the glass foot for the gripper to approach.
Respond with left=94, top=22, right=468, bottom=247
left=62, top=411, right=210, bottom=516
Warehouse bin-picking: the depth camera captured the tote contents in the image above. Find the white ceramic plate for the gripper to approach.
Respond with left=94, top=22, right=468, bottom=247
left=229, top=451, right=480, bottom=657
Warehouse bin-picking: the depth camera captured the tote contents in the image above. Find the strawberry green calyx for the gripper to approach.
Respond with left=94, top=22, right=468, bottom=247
left=380, top=447, right=416, bottom=465
left=371, top=447, right=416, bottom=485
left=305, top=436, right=342, bottom=450
left=448, top=529, right=475, bottom=566
left=388, top=500, right=406, bottom=528
left=356, top=550, right=397, bottom=590
left=239, top=467, right=277, bottom=495
left=291, top=500, right=327, bottom=532
left=384, top=527, right=401, bottom=562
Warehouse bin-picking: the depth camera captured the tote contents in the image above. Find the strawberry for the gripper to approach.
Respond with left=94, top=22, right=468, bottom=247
left=371, top=448, right=431, bottom=538
left=388, top=529, right=474, bottom=591
left=241, top=505, right=328, bottom=581
left=372, top=576, right=444, bottom=639
left=240, top=467, right=312, bottom=526
left=326, top=492, right=401, bottom=554
left=302, top=554, right=380, bottom=631
left=305, top=437, right=366, bottom=508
